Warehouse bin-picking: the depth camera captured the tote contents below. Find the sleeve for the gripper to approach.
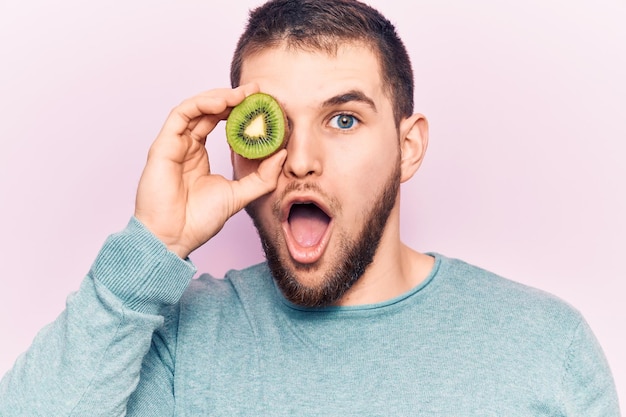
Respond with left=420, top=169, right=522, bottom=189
left=560, top=317, right=621, bottom=417
left=0, top=217, right=196, bottom=417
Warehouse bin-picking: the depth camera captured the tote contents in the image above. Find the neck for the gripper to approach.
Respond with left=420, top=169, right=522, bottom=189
left=335, top=208, right=434, bottom=306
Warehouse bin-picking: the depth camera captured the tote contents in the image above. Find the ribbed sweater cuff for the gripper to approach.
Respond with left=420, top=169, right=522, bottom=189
left=90, top=217, right=196, bottom=315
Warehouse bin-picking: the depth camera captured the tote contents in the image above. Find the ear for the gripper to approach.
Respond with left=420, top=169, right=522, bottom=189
left=398, top=113, right=429, bottom=183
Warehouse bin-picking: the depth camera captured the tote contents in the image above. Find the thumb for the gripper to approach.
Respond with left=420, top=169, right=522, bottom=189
left=229, top=150, right=287, bottom=213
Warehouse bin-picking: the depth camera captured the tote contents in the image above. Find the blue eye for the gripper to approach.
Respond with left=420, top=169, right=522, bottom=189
left=329, top=114, right=358, bottom=130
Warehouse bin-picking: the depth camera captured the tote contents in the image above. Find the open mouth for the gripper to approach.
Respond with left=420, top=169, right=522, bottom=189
left=283, top=201, right=333, bottom=264
left=288, top=203, right=331, bottom=248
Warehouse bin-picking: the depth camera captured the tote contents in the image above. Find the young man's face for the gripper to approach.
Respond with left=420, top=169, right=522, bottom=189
left=233, top=42, right=404, bottom=307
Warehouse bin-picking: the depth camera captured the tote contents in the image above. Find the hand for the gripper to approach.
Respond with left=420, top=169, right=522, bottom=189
left=134, top=84, right=286, bottom=259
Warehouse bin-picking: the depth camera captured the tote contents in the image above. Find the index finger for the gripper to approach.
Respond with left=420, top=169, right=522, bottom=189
left=160, top=83, right=260, bottom=138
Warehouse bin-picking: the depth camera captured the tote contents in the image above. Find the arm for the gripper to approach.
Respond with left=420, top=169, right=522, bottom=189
left=0, top=218, right=194, bottom=417
left=0, top=85, right=286, bottom=416
left=560, top=318, right=621, bottom=416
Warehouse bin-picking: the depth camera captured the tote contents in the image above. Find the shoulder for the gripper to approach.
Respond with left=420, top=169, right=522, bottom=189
left=429, top=254, right=598, bottom=378
left=167, top=262, right=278, bottom=352
left=178, top=262, right=275, bottom=312
left=432, top=253, right=585, bottom=336
left=423, top=254, right=620, bottom=413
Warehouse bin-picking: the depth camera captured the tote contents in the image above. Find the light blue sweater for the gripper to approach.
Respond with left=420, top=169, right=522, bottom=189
left=0, top=218, right=620, bottom=416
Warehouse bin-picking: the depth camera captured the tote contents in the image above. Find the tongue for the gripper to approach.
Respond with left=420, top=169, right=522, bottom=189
left=289, top=204, right=329, bottom=248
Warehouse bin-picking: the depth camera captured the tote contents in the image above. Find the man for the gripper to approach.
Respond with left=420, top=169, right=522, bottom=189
left=0, top=0, right=620, bottom=415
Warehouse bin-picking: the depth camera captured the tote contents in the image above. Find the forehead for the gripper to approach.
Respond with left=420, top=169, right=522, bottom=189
left=239, top=42, right=388, bottom=109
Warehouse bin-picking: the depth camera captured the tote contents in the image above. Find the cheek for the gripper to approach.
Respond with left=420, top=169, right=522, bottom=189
left=336, top=142, right=399, bottom=184
left=232, top=153, right=261, bottom=180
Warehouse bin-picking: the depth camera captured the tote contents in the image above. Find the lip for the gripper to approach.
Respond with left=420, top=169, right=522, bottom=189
left=280, top=194, right=334, bottom=265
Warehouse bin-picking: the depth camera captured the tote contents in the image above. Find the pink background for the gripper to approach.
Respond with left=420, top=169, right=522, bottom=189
left=1, top=0, right=624, bottom=406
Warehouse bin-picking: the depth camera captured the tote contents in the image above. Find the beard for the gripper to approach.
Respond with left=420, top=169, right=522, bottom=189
left=246, top=160, right=402, bottom=308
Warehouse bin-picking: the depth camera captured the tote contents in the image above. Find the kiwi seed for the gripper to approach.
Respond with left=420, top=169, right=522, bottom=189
left=225, top=92, right=286, bottom=159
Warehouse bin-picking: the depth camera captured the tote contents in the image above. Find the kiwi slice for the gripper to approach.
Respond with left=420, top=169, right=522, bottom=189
left=225, top=92, right=286, bottom=159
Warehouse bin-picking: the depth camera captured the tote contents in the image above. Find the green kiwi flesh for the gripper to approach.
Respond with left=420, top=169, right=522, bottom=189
left=225, top=92, right=286, bottom=159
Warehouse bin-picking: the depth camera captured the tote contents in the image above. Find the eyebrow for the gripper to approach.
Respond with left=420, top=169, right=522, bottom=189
left=320, top=89, right=378, bottom=113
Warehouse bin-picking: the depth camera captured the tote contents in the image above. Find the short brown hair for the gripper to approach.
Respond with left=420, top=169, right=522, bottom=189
left=230, top=0, right=414, bottom=125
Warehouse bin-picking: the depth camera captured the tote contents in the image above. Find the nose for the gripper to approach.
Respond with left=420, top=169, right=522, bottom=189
left=282, top=124, right=323, bottom=179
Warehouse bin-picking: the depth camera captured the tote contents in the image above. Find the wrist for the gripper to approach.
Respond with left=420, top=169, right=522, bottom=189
left=90, top=217, right=196, bottom=314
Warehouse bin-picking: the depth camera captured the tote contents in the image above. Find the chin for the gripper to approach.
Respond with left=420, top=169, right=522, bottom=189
left=247, top=161, right=401, bottom=307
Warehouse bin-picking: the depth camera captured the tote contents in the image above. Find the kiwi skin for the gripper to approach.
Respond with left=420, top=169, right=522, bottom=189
left=225, top=92, right=287, bottom=160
